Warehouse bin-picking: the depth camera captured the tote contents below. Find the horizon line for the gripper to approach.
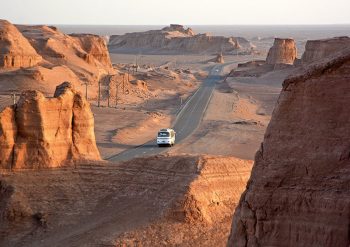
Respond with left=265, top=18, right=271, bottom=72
left=6, top=21, right=350, bottom=27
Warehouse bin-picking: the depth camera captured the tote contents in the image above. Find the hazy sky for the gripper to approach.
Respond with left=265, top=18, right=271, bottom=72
left=1, top=0, right=350, bottom=25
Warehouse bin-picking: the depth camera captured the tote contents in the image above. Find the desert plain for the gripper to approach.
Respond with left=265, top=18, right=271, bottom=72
left=1, top=20, right=350, bottom=247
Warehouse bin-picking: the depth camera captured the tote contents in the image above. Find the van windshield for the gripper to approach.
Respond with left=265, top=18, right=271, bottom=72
left=158, top=132, right=170, bottom=137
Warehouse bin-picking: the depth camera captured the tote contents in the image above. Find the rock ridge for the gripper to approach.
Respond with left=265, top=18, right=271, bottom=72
left=108, top=25, right=254, bottom=55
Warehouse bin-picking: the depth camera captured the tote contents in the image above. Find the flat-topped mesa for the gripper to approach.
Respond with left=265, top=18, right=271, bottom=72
left=266, top=38, right=297, bottom=65
left=0, top=82, right=101, bottom=169
left=108, top=25, right=253, bottom=55
left=228, top=48, right=350, bottom=246
left=0, top=19, right=42, bottom=68
left=69, top=33, right=112, bottom=68
left=301, top=36, right=350, bottom=64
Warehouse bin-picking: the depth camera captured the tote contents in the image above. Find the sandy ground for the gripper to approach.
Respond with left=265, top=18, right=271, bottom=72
left=91, top=64, right=200, bottom=158
left=103, top=53, right=293, bottom=160
left=95, top=53, right=275, bottom=160
left=0, top=53, right=291, bottom=161
left=169, top=69, right=291, bottom=160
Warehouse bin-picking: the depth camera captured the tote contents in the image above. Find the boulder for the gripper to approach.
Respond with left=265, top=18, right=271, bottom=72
left=301, top=36, right=350, bottom=64
left=0, top=19, right=42, bottom=68
left=228, top=48, right=350, bottom=246
left=266, top=38, right=297, bottom=65
left=0, top=82, right=100, bottom=169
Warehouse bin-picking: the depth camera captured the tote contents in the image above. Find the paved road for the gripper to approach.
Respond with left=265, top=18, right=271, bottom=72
left=107, top=66, right=223, bottom=162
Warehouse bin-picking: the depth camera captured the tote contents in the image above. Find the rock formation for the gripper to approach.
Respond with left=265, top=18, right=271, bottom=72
left=228, top=48, right=350, bottom=246
left=210, top=53, right=224, bottom=64
left=0, top=82, right=100, bottom=169
left=0, top=20, right=42, bottom=68
left=266, top=38, right=297, bottom=65
left=162, top=24, right=195, bottom=36
left=0, top=19, right=113, bottom=95
left=0, top=154, right=252, bottom=246
left=70, top=33, right=112, bottom=68
left=301, top=36, right=350, bottom=64
left=108, top=25, right=254, bottom=55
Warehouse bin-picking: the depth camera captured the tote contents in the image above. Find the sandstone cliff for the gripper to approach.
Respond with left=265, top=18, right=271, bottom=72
left=0, top=19, right=113, bottom=95
left=301, top=36, right=350, bottom=64
left=108, top=24, right=253, bottom=55
left=228, top=49, right=350, bottom=246
left=0, top=82, right=100, bottom=169
left=266, top=38, right=297, bottom=65
left=0, top=20, right=42, bottom=68
left=70, top=33, right=112, bottom=68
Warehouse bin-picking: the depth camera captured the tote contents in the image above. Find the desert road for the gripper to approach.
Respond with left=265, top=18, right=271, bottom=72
left=107, top=66, right=223, bottom=162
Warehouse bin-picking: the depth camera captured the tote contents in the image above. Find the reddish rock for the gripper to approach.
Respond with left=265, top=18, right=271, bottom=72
left=0, top=82, right=100, bottom=169
left=0, top=19, right=42, bottom=68
left=228, top=49, right=350, bottom=246
left=70, top=33, right=112, bottom=68
left=214, top=53, right=225, bottom=64
left=301, top=36, right=350, bottom=64
left=266, top=38, right=297, bottom=65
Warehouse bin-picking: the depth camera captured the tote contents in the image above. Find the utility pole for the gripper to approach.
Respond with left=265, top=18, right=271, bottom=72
left=122, top=73, right=125, bottom=94
left=12, top=93, right=16, bottom=105
left=98, top=80, right=101, bottom=107
left=115, top=80, right=119, bottom=107
left=135, top=55, right=138, bottom=73
left=84, top=83, right=88, bottom=100
left=128, top=67, right=130, bottom=82
left=107, top=74, right=111, bottom=108
left=107, top=83, right=110, bottom=107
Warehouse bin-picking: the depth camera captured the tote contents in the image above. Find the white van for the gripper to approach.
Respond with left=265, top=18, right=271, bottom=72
left=157, top=129, right=176, bottom=147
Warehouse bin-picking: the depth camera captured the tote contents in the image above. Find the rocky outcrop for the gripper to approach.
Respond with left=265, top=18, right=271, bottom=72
left=0, top=154, right=252, bottom=246
left=228, top=49, right=350, bottom=246
left=0, top=19, right=42, bottom=68
left=266, top=38, right=297, bottom=65
left=301, top=36, right=350, bottom=64
left=0, top=82, right=100, bottom=169
left=162, top=24, right=195, bottom=36
left=108, top=25, right=254, bottom=55
left=210, top=53, right=224, bottom=64
left=0, top=19, right=115, bottom=95
left=70, top=33, right=112, bottom=68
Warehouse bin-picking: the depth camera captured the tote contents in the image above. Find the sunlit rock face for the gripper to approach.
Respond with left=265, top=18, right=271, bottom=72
left=301, top=36, right=350, bottom=64
left=0, top=82, right=101, bottom=169
left=0, top=19, right=42, bottom=68
left=266, top=38, right=297, bottom=65
left=228, top=49, right=350, bottom=247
